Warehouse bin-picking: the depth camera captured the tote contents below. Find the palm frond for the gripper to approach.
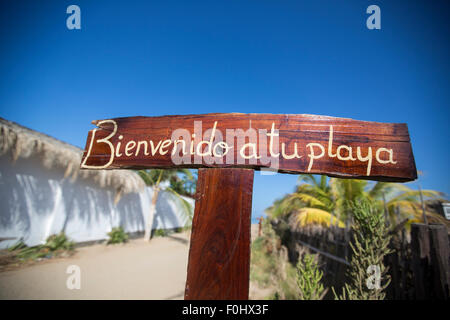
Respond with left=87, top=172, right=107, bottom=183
left=298, top=175, right=320, bottom=188
left=294, top=208, right=345, bottom=228
left=176, top=168, right=194, bottom=180
left=165, top=187, right=194, bottom=225
left=389, top=189, right=444, bottom=203
left=319, top=175, right=328, bottom=190
left=387, top=200, right=449, bottom=225
left=138, top=170, right=156, bottom=186
left=367, top=182, right=393, bottom=199
left=287, top=193, right=328, bottom=209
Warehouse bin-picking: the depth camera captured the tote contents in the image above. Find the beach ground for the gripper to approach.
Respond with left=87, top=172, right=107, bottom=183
left=0, top=225, right=267, bottom=300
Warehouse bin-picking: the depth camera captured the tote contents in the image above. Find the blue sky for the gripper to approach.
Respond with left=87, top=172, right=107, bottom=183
left=1, top=0, right=449, bottom=220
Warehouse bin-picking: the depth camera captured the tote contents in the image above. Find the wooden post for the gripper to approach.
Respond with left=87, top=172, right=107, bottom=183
left=428, top=224, right=450, bottom=299
left=418, top=186, right=428, bottom=225
left=184, top=168, right=254, bottom=300
left=411, top=223, right=431, bottom=299
left=400, top=228, right=407, bottom=299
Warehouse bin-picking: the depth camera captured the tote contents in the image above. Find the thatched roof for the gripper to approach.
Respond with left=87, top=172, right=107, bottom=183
left=0, top=117, right=145, bottom=200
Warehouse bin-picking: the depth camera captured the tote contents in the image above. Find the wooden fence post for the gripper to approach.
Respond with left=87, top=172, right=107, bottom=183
left=411, top=223, right=431, bottom=299
left=184, top=168, right=254, bottom=300
left=428, top=224, right=450, bottom=299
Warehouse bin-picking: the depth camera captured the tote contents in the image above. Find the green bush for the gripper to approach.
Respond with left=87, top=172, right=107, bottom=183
left=107, top=226, right=129, bottom=244
left=45, top=233, right=74, bottom=251
left=333, top=199, right=393, bottom=300
left=8, top=240, right=26, bottom=252
left=9, top=232, right=74, bottom=261
left=296, top=253, right=326, bottom=300
left=153, top=229, right=168, bottom=237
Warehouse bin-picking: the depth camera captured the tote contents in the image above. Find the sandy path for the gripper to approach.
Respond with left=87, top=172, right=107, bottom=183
left=0, top=226, right=264, bottom=300
left=0, top=232, right=190, bottom=300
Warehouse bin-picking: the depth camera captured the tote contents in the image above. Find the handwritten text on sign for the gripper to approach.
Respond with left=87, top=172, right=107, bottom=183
left=80, top=113, right=417, bottom=182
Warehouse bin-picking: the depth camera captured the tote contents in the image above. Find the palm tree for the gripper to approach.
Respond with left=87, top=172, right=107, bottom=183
left=169, top=170, right=197, bottom=197
left=138, top=169, right=195, bottom=241
left=266, top=175, right=344, bottom=228
left=379, top=184, right=448, bottom=226
left=266, top=174, right=445, bottom=228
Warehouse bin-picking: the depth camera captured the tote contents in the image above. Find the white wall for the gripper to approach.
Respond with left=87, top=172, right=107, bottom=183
left=0, top=155, right=194, bottom=249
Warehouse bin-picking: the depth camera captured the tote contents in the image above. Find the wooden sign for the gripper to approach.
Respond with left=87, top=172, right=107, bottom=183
left=81, top=113, right=416, bottom=182
left=80, top=113, right=417, bottom=300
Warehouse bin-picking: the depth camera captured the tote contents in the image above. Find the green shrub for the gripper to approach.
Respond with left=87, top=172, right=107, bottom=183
left=9, top=232, right=74, bottom=261
left=333, top=199, right=392, bottom=300
left=45, top=233, right=74, bottom=251
left=153, top=229, right=168, bottom=237
left=107, top=226, right=129, bottom=244
left=296, top=253, right=326, bottom=300
left=8, top=240, right=26, bottom=252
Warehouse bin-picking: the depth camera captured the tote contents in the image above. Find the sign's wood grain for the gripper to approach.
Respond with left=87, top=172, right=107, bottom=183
left=81, top=113, right=417, bottom=182
left=184, top=168, right=253, bottom=300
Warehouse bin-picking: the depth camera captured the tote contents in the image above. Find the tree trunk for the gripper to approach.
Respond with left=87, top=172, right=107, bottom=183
left=144, top=187, right=160, bottom=241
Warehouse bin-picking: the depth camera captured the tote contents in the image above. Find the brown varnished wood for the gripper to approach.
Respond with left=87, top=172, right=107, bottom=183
left=80, top=113, right=417, bottom=182
left=184, top=168, right=253, bottom=300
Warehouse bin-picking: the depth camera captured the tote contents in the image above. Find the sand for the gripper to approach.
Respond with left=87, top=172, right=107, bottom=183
left=0, top=226, right=264, bottom=300
left=0, top=232, right=190, bottom=300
